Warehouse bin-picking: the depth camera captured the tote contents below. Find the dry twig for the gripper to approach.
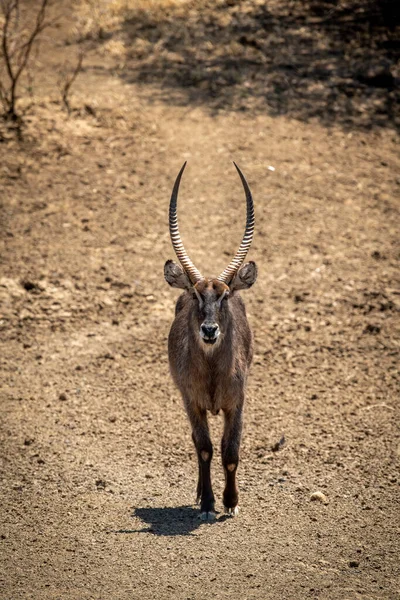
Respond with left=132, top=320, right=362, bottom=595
left=59, top=50, right=84, bottom=114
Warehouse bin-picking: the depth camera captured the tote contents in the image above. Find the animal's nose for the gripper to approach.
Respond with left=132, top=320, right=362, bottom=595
left=201, top=324, right=219, bottom=338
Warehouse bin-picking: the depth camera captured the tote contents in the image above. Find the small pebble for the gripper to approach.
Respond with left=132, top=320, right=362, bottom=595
left=59, top=393, right=67, bottom=401
left=271, top=435, right=285, bottom=452
left=310, top=491, right=329, bottom=504
left=349, top=560, right=359, bottom=568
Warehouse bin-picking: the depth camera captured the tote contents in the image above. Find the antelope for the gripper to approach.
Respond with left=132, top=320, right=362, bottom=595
left=164, top=162, right=257, bottom=520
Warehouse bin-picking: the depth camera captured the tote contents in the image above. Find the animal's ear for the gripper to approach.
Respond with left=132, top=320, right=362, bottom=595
left=164, top=260, right=192, bottom=290
left=230, top=261, right=258, bottom=291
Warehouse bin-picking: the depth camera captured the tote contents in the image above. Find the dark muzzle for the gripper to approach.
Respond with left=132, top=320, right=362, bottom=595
left=200, top=323, right=220, bottom=344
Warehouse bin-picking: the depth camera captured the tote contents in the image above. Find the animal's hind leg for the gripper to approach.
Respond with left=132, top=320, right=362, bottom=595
left=221, top=403, right=243, bottom=516
left=187, top=404, right=215, bottom=521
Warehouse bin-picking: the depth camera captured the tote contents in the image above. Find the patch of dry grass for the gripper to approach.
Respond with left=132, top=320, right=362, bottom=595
left=72, top=0, right=189, bottom=42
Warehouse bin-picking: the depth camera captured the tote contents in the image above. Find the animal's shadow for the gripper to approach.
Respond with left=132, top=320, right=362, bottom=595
left=113, top=506, right=228, bottom=537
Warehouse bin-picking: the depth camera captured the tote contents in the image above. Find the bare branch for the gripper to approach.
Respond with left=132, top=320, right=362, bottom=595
left=0, top=0, right=50, bottom=119
left=1, top=0, right=17, bottom=84
left=60, top=50, right=84, bottom=114
left=13, top=0, right=49, bottom=83
left=0, top=79, right=7, bottom=109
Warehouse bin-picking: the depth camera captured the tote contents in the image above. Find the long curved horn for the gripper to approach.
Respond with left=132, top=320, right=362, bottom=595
left=169, top=162, right=204, bottom=284
left=217, top=162, right=255, bottom=284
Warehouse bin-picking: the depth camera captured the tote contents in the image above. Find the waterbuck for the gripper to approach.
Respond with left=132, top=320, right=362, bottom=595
left=164, top=162, right=257, bottom=520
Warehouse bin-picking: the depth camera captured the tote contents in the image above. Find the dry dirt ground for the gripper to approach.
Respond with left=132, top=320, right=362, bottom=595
left=1, top=1, right=399, bottom=599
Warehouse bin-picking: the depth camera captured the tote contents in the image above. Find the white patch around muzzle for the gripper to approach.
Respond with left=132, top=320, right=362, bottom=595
left=200, top=327, right=220, bottom=345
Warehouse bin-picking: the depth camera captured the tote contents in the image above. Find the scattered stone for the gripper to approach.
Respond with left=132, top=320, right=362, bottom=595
left=19, top=309, right=33, bottom=321
left=96, top=479, right=106, bottom=490
left=363, top=324, right=381, bottom=335
left=110, top=281, right=130, bottom=289
left=59, top=392, right=67, bottom=401
left=310, top=491, right=329, bottom=504
left=85, top=104, right=96, bottom=116
left=261, top=455, right=274, bottom=463
left=357, top=66, right=395, bottom=90
left=100, top=296, right=113, bottom=307
left=349, top=560, right=359, bottom=568
left=20, top=279, right=39, bottom=292
left=271, top=435, right=285, bottom=452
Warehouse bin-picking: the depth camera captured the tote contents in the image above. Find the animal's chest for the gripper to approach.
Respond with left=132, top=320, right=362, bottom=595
left=188, top=359, right=234, bottom=413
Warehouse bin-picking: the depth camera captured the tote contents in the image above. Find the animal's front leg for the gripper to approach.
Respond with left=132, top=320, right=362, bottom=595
left=187, top=405, right=215, bottom=521
left=221, top=402, right=243, bottom=516
left=192, top=432, right=202, bottom=505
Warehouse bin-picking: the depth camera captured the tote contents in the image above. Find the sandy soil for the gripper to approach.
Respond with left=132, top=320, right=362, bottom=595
left=0, top=1, right=399, bottom=599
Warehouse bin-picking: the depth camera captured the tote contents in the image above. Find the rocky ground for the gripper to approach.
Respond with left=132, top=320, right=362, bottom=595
left=0, top=1, right=399, bottom=598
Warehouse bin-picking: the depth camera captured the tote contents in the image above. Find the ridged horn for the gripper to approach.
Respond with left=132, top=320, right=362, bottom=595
left=169, top=162, right=204, bottom=284
left=217, top=162, right=255, bottom=284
